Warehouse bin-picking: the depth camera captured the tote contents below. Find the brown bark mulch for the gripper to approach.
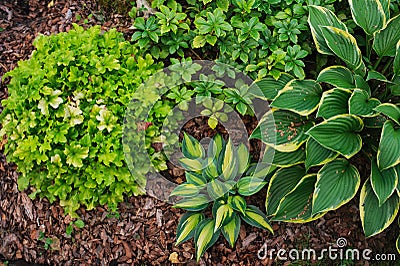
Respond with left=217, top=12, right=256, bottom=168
left=0, top=0, right=398, bottom=265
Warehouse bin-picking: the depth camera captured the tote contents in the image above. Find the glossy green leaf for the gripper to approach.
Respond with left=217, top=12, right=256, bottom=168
left=317, top=88, right=352, bottom=119
left=373, top=15, right=400, bottom=57
left=305, top=138, right=338, bottom=170
left=349, top=0, right=386, bottom=35
left=221, top=213, right=240, bottom=248
left=354, top=74, right=372, bottom=96
left=321, top=26, right=362, bottom=70
left=186, top=172, right=208, bottom=186
left=308, top=5, right=348, bottom=55
left=237, top=176, right=267, bottom=196
left=241, top=205, right=273, bottom=233
left=312, top=159, right=360, bottom=214
left=374, top=103, right=400, bottom=124
left=349, top=89, right=381, bottom=117
left=194, top=219, right=220, bottom=261
left=270, top=146, right=306, bottom=168
left=377, top=121, right=400, bottom=170
left=266, top=166, right=306, bottom=216
left=366, top=70, right=388, bottom=82
left=394, top=40, right=400, bottom=77
left=176, top=212, right=204, bottom=245
left=317, top=66, right=355, bottom=89
left=307, top=114, right=364, bottom=158
left=360, top=179, right=400, bottom=237
left=173, top=194, right=210, bottom=211
left=370, top=159, right=398, bottom=206
left=379, top=0, right=390, bottom=20
left=251, top=73, right=294, bottom=100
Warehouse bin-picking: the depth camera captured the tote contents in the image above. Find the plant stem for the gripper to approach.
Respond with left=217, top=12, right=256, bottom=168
left=381, top=58, right=393, bottom=76
left=366, top=34, right=373, bottom=61
left=373, top=56, right=383, bottom=71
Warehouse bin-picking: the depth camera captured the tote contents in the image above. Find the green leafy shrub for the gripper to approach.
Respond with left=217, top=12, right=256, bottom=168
left=0, top=24, right=163, bottom=216
left=171, top=133, right=273, bottom=261
left=250, top=0, right=400, bottom=242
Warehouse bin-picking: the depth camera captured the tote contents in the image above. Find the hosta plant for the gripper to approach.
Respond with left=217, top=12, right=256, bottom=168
left=0, top=24, right=163, bottom=216
left=250, top=0, right=400, bottom=243
left=171, top=133, right=274, bottom=261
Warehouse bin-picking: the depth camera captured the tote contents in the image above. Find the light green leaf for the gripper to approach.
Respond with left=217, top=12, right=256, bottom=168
left=317, top=66, right=355, bottom=89
left=237, top=144, right=249, bottom=174
left=349, top=89, right=381, bottom=117
left=221, top=138, right=238, bottom=180
left=370, top=159, right=398, bottom=206
left=186, top=172, right=207, bottom=186
left=176, top=212, right=204, bottom=245
left=305, top=138, right=338, bottom=170
left=193, top=35, right=207, bottom=48
left=317, top=88, right=352, bottom=119
left=214, top=204, right=234, bottom=231
left=207, top=179, right=231, bottom=200
left=373, top=15, right=400, bottom=57
left=349, top=0, right=386, bottom=35
left=241, top=205, right=273, bottom=233
left=182, top=132, right=205, bottom=160
left=394, top=41, right=400, bottom=77
left=229, top=195, right=247, bottom=215
left=377, top=121, right=400, bottom=170
left=221, top=214, right=240, bottom=248
left=194, top=219, right=220, bottom=261
left=170, top=183, right=202, bottom=198
left=237, top=176, right=267, bottom=196
left=173, top=194, right=210, bottom=211
left=179, top=157, right=204, bottom=172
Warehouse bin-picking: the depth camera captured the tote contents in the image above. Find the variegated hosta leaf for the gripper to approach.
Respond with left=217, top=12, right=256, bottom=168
left=221, top=138, right=238, bottom=181
left=373, top=15, right=400, bottom=57
left=305, top=138, right=338, bottom=170
left=229, top=195, right=246, bottom=215
left=170, top=183, right=202, bottom=198
left=266, top=166, right=306, bottom=216
left=394, top=40, right=400, bottom=77
left=251, top=73, right=294, bottom=100
left=355, top=74, right=372, bottom=96
left=370, top=158, right=398, bottom=206
left=397, top=165, right=400, bottom=196
left=194, top=218, right=220, bottom=261
left=308, top=5, right=348, bottom=55
left=173, top=194, right=210, bottom=211
left=214, top=204, right=234, bottom=231
left=349, top=0, right=386, bottom=35
left=237, top=144, right=249, bottom=175
left=271, top=79, right=323, bottom=116
left=270, top=145, right=306, bottom=168
left=182, top=132, right=205, bottom=160
left=221, top=213, right=241, bottom=248
left=374, top=103, right=400, bottom=125
left=272, top=174, right=322, bottom=223
left=176, top=212, right=204, bottom=245
left=397, top=235, right=400, bottom=254
left=379, top=0, right=390, bottom=21
left=366, top=70, right=388, bottom=82
left=236, top=176, right=267, bottom=196
left=317, top=88, right=352, bottom=119
left=250, top=110, right=314, bottom=152
left=203, top=158, right=219, bottom=180
left=186, top=172, right=207, bottom=186
left=317, top=66, right=355, bottom=89
left=377, top=121, right=400, bottom=170
left=312, top=159, right=360, bottom=215
left=360, top=179, right=400, bottom=237
left=179, top=157, right=204, bottom=172
left=307, top=114, right=364, bottom=159
left=207, top=179, right=232, bottom=200
left=241, top=205, right=273, bottom=233
left=321, top=26, right=363, bottom=70
left=208, top=134, right=224, bottom=159
left=349, top=89, right=381, bottom=117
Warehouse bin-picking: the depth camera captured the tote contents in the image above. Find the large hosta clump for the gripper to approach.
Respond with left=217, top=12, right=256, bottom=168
left=0, top=24, right=162, bottom=215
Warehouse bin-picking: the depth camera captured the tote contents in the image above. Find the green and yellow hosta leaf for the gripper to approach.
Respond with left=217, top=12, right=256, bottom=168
left=173, top=194, right=210, bottom=211
left=308, top=5, right=348, bottom=55
left=194, top=219, right=220, bottom=261
left=321, top=26, right=363, bottom=71
left=397, top=235, right=400, bottom=254
left=394, top=40, right=400, bottom=77
left=396, top=165, right=400, bottom=196
left=374, top=103, right=400, bottom=125
left=221, top=138, right=238, bottom=180
left=241, top=205, right=273, bottom=233
left=355, top=74, right=372, bottom=96
left=229, top=195, right=247, bottom=215
left=360, top=179, right=400, bottom=237
left=170, top=183, right=203, bottom=198
left=366, top=70, right=388, bottom=82
left=349, top=0, right=386, bottom=35
left=312, top=159, right=360, bottom=215
left=305, top=138, right=338, bottom=170
left=207, top=179, right=232, bottom=200
left=176, top=212, right=204, bottom=245
left=214, top=204, right=234, bottom=231
left=379, top=0, right=390, bottom=20
left=237, top=176, right=267, bottom=196
left=221, top=213, right=241, bottom=248
left=266, top=166, right=306, bottom=216
left=203, top=158, right=219, bottom=180
left=317, top=88, right=352, bottom=119
left=270, top=145, right=306, bottom=168
left=250, top=110, right=314, bottom=152
left=237, top=143, right=249, bottom=175
left=271, top=80, right=323, bottom=116
left=182, top=132, right=205, bottom=160
left=370, top=159, right=398, bottom=206
left=317, top=66, right=355, bottom=89
left=377, top=121, right=400, bottom=170
left=208, top=134, right=224, bottom=159
left=307, top=114, right=364, bottom=159
left=349, top=89, right=381, bottom=117
left=186, top=172, right=208, bottom=186
left=251, top=73, right=294, bottom=100
left=272, top=174, right=322, bottom=223
left=179, top=157, right=204, bottom=172
left=373, top=15, right=400, bottom=57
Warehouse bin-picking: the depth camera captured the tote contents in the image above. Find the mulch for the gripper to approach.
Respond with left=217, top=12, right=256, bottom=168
left=0, top=0, right=398, bottom=265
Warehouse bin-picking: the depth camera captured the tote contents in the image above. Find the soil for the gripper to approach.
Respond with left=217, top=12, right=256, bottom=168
left=0, top=0, right=399, bottom=265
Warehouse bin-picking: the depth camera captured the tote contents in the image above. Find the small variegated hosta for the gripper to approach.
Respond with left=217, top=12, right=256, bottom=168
left=171, top=133, right=273, bottom=261
left=250, top=0, right=400, bottom=248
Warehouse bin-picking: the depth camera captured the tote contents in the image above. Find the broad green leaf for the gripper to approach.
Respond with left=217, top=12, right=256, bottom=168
left=250, top=73, right=294, bottom=100
left=173, top=194, right=210, bottom=211
left=312, top=159, right=360, bottom=215
left=182, top=132, right=205, bottom=159
left=317, top=88, right=352, bottom=119
left=270, top=146, right=306, bottom=168
left=229, top=195, right=246, bottom=215
left=317, top=66, right=355, bottom=89
left=250, top=110, right=314, bottom=152
left=237, top=176, right=267, bottom=196
left=374, top=103, right=400, bottom=124
left=271, top=80, right=323, bottom=116
left=349, top=89, right=381, bottom=117
left=176, top=212, right=204, bottom=245
left=370, top=159, right=398, bottom=205
left=373, top=15, right=400, bottom=57
left=266, top=166, right=306, bottom=216
left=221, top=138, right=238, bottom=180
left=394, top=40, right=400, bottom=77
left=307, top=114, right=364, bottom=158
left=272, top=174, right=319, bottom=222
left=193, top=35, right=206, bottom=48
left=349, top=0, right=386, bottom=35
left=308, top=5, right=348, bottom=55
left=214, top=204, right=234, bottom=231
left=366, top=70, right=388, bottom=82
left=221, top=214, right=240, bottom=248
left=237, top=143, right=249, bottom=175
left=377, top=121, right=400, bottom=170
left=354, top=74, right=372, bottom=96
left=321, top=26, right=362, bottom=70
left=194, top=219, right=220, bottom=261
left=241, top=205, right=273, bottom=233
left=305, top=138, right=338, bottom=170
left=179, top=157, right=203, bottom=172
left=379, top=0, right=390, bottom=20
left=170, top=183, right=202, bottom=198
left=74, top=219, right=85, bottom=229
left=360, top=179, right=400, bottom=237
